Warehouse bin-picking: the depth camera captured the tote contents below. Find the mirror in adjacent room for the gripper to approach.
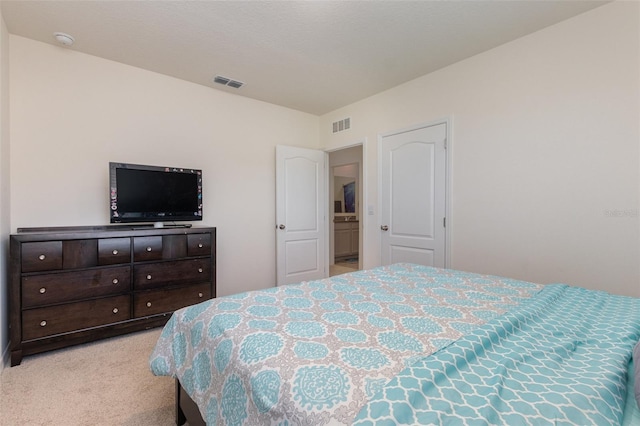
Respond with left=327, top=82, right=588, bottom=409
left=333, top=164, right=358, bottom=219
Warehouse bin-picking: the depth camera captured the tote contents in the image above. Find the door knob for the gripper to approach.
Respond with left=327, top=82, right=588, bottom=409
left=278, top=224, right=286, bottom=230
left=381, top=225, right=389, bottom=231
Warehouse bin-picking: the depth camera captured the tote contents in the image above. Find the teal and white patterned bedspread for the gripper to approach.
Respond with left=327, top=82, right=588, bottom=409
left=149, top=263, right=542, bottom=425
left=354, top=284, right=640, bottom=425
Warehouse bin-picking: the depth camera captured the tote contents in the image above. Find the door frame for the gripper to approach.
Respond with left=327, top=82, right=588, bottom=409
left=377, top=117, right=452, bottom=268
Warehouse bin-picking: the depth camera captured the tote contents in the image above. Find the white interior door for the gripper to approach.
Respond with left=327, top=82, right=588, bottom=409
left=276, top=145, right=327, bottom=285
left=380, top=122, right=447, bottom=267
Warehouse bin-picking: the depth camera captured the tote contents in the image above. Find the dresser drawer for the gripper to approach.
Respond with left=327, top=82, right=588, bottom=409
left=187, top=233, right=211, bottom=256
left=22, top=295, right=131, bottom=341
left=134, top=258, right=210, bottom=290
left=133, top=236, right=163, bottom=261
left=22, top=266, right=131, bottom=308
left=21, top=242, right=63, bottom=272
left=134, top=283, right=211, bottom=318
left=98, top=238, right=131, bottom=265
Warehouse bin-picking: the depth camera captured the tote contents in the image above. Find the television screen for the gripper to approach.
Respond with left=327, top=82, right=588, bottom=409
left=110, top=162, right=202, bottom=224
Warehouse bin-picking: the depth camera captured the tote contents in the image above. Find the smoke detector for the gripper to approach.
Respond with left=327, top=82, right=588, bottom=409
left=53, top=32, right=75, bottom=46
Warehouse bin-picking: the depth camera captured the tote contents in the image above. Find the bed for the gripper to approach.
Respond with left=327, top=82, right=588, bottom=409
left=149, top=263, right=640, bottom=425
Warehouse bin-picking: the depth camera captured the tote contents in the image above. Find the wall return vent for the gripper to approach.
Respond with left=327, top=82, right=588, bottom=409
left=213, top=75, right=244, bottom=89
left=332, top=117, right=351, bottom=134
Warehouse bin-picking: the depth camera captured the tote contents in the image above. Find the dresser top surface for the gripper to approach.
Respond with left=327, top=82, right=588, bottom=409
left=12, top=225, right=216, bottom=242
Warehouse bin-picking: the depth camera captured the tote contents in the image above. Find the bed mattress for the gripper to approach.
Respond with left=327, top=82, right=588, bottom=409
left=149, top=263, right=640, bottom=425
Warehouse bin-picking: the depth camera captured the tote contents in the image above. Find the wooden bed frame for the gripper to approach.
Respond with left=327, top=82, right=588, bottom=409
left=175, top=379, right=205, bottom=426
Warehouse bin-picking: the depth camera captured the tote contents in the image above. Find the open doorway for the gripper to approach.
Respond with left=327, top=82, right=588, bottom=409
left=328, top=145, right=363, bottom=276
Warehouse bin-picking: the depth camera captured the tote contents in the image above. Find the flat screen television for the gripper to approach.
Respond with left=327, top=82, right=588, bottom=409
left=109, top=162, right=202, bottom=225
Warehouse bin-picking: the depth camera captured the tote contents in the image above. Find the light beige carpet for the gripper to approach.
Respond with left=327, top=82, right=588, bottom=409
left=0, top=328, right=177, bottom=426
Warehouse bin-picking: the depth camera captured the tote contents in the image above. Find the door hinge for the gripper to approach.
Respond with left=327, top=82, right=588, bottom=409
left=443, top=138, right=447, bottom=150
left=443, top=217, right=446, bottom=227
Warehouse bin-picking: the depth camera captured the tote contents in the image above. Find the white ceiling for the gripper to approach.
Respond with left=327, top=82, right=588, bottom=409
left=1, top=0, right=608, bottom=115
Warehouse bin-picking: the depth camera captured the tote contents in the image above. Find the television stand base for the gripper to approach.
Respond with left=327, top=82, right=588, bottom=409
left=129, top=223, right=193, bottom=230
left=156, top=223, right=193, bottom=228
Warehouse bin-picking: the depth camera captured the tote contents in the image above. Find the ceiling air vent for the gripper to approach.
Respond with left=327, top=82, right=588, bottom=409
left=213, top=75, right=244, bottom=89
left=332, top=117, right=351, bottom=134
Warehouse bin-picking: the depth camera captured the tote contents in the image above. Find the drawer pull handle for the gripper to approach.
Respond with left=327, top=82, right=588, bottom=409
left=198, top=268, right=203, bottom=273
left=112, top=308, right=119, bottom=314
left=146, top=302, right=152, bottom=308
left=198, top=243, right=203, bottom=248
left=38, top=254, right=46, bottom=261
left=39, top=287, right=46, bottom=294
left=40, top=320, right=47, bottom=327
left=198, top=292, right=203, bottom=298
left=146, top=247, right=152, bottom=252
left=112, top=278, right=119, bottom=285
left=146, top=274, right=152, bottom=280
left=112, top=249, right=119, bottom=255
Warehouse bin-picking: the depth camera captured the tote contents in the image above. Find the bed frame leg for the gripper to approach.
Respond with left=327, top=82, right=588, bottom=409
left=175, top=379, right=187, bottom=426
left=175, top=378, right=206, bottom=425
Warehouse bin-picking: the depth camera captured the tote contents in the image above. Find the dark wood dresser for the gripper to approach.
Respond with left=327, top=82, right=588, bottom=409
left=9, top=225, right=216, bottom=366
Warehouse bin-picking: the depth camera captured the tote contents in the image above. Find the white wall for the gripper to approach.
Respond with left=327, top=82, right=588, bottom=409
left=321, top=2, right=640, bottom=297
left=9, top=36, right=319, bottom=298
left=0, top=8, right=10, bottom=372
